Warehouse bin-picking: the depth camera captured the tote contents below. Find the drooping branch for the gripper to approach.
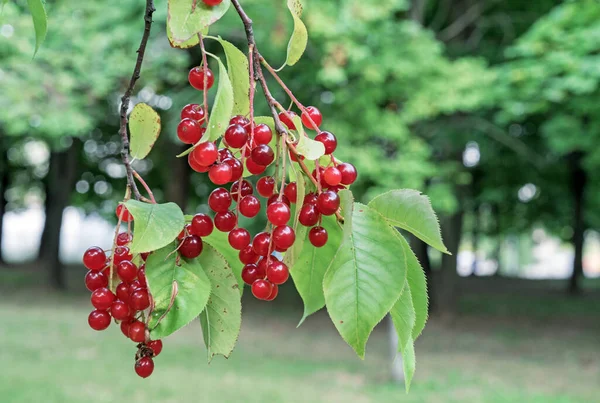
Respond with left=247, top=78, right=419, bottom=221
left=118, top=0, right=156, bottom=201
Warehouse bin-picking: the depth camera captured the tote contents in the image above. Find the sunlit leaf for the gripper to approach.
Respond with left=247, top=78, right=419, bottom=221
left=283, top=0, right=308, bottom=66
left=124, top=201, right=185, bottom=254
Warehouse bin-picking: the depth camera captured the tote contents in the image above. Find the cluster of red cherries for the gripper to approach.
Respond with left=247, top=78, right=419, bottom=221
left=178, top=65, right=358, bottom=301
left=83, top=205, right=162, bottom=378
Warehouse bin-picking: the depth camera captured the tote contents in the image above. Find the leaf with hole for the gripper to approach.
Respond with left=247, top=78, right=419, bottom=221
left=168, top=0, right=230, bottom=44
left=129, top=103, right=161, bottom=160
left=124, top=201, right=185, bottom=254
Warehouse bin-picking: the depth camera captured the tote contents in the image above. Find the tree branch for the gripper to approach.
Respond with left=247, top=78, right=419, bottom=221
left=119, top=0, right=156, bottom=201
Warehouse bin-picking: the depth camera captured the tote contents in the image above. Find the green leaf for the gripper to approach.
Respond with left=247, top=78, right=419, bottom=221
left=203, top=230, right=243, bottom=293
left=167, top=17, right=206, bottom=48
left=323, top=202, right=408, bottom=358
left=198, top=244, right=242, bottom=361
left=124, top=201, right=185, bottom=254
left=129, top=103, right=161, bottom=160
left=146, top=243, right=212, bottom=339
left=168, top=0, right=230, bottom=44
left=390, top=284, right=417, bottom=392
left=292, top=115, right=325, bottom=160
left=284, top=0, right=308, bottom=66
left=216, top=37, right=250, bottom=117
left=202, top=54, right=234, bottom=142
left=368, top=189, right=450, bottom=254
left=27, top=0, right=47, bottom=56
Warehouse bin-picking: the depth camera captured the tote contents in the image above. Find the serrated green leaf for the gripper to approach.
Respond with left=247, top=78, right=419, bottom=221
left=368, top=189, right=450, bottom=254
left=203, top=230, right=243, bottom=293
left=124, top=201, right=185, bottom=254
left=129, top=103, right=161, bottom=160
left=292, top=115, right=325, bottom=160
left=27, top=0, right=47, bottom=56
left=167, top=17, right=206, bottom=48
left=284, top=0, right=308, bottom=66
left=323, top=202, right=408, bottom=358
left=198, top=244, right=241, bottom=361
left=216, top=37, right=250, bottom=116
left=146, top=242, right=212, bottom=339
left=390, top=284, right=416, bottom=392
left=168, top=0, right=230, bottom=44
left=202, top=54, right=234, bottom=142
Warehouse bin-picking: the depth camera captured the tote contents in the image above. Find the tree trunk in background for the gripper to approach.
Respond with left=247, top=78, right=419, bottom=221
left=0, top=136, right=8, bottom=265
left=165, top=142, right=191, bottom=212
left=568, top=151, right=587, bottom=295
left=38, top=140, right=79, bottom=290
left=437, top=209, right=464, bottom=316
left=410, top=236, right=434, bottom=313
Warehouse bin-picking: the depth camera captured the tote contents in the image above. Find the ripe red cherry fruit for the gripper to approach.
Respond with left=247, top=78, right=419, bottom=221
left=253, top=124, right=273, bottom=145
left=113, top=245, right=133, bottom=264
left=246, top=158, right=267, bottom=175
left=138, top=267, right=147, bottom=287
left=268, top=194, right=290, bottom=207
left=323, top=167, right=342, bottom=187
left=251, top=144, right=275, bottom=166
left=120, top=320, right=133, bottom=338
left=278, top=111, right=298, bottom=129
left=252, top=279, right=273, bottom=300
left=88, top=309, right=111, bottom=331
left=265, top=284, right=279, bottom=301
left=180, top=235, right=203, bottom=258
left=214, top=211, right=237, bottom=232
left=230, top=179, right=253, bottom=202
left=304, top=192, right=318, bottom=205
left=188, top=153, right=210, bottom=173
left=284, top=182, right=297, bottom=203
left=209, top=162, right=233, bottom=185
left=224, top=124, right=248, bottom=149
left=181, top=103, right=205, bottom=124
left=256, top=258, right=269, bottom=277
left=116, top=232, right=132, bottom=246
left=85, top=271, right=108, bottom=291
left=83, top=246, right=106, bottom=271
left=228, top=228, right=251, bottom=250
left=117, top=260, right=138, bottom=283
left=129, top=320, right=147, bottom=343
left=191, top=213, right=214, bottom=237
left=91, top=287, right=116, bottom=310
left=267, top=201, right=291, bottom=226
left=208, top=187, right=232, bottom=213
left=301, top=106, right=323, bottom=130
left=129, top=280, right=144, bottom=294
left=241, top=264, right=261, bottom=285
left=177, top=118, right=203, bottom=144
left=317, top=190, right=340, bottom=216
left=267, top=261, right=289, bottom=285
left=148, top=340, right=163, bottom=357
left=116, top=282, right=130, bottom=303
left=130, top=289, right=151, bottom=311
left=110, top=300, right=131, bottom=321
left=230, top=115, right=250, bottom=126
left=239, top=245, right=260, bottom=265
left=202, top=0, right=224, bottom=5
left=272, top=225, right=296, bottom=250
left=252, top=232, right=271, bottom=256
left=239, top=195, right=261, bottom=218
left=314, top=131, right=337, bottom=155
left=189, top=66, right=215, bottom=90
left=309, top=226, right=328, bottom=247
left=191, top=141, right=218, bottom=166
left=299, top=203, right=320, bottom=227
left=256, top=176, right=275, bottom=197
left=338, top=162, right=358, bottom=185
left=135, top=357, right=154, bottom=378
left=223, top=158, right=243, bottom=181
left=116, top=204, right=133, bottom=222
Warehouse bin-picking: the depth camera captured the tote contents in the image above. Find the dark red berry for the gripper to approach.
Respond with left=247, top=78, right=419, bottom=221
left=116, top=282, right=130, bottom=303
left=135, top=357, right=154, bottom=378
left=129, top=280, right=144, bottom=294
left=113, top=246, right=133, bottom=264
left=110, top=300, right=132, bottom=321
left=85, top=271, right=108, bottom=292
left=138, top=267, right=147, bottom=288
left=189, top=66, right=215, bottom=90
left=323, top=167, right=342, bottom=186
left=91, top=287, right=116, bottom=310
left=188, top=153, right=210, bottom=173
left=253, top=124, right=273, bottom=145
left=239, top=195, right=261, bottom=218
left=228, top=228, right=251, bottom=250
left=209, top=163, right=233, bottom=185
left=128, top=320, right=147, bottom=342
left=246, top=158, right=266, bottom=175
left=180, top=235, right=203, bottom=258
left=178, top=224, right=192, bottom=240
left=338, top=162, right=358, bottom=185
left=304, top=192, right=318, bottom=205
left=148, top=340, right=163, bottom=357
left=252, top=279, right=273, bottom=300
left=317, top=190, right=340, bottom=216
left=267, top=261, right=289, bottom=285
left=191, top=213, right=214, bottom=237
left=251, top=144, right=275, bottom=166
left=252, top=232, right=271, bottom=256
left=229, top=115, right=249, bottom=126
left=208, top=188, right=232, bottom=213
left=272, top=225, right=296, bottom=250
left=219, top=147, right=234, bottom=160
left=177, top=118, right=203, bottom=144
left=309, top=226, right=328, bottom=247
left=278, top=111, right=298, bottom=130
left=223, top=158, right=243, bottom=182
left=181, top=103, right=205, bottom=124
left=239, top=245, right=260, bottom=265
left=299, top=203, right=320, bottom=227
left=265, top=284, right=279, bottom=301
left=301, top=106, right=323, bottom=130
left=117, top=260, right=138, bottom=283
left=120, top=320, right=132, bottom=338
left=116, top=232, right=132, bottom=246
left=268, top=194, right=290, bottom=207
left=266, top=201, right=291, bottom=226
left=230, top=180, right=253, bottom=202
left=314, top=131, right=337, bottom=155
left=130, top=289, right=151, bottom=311
left=116, top=204, right=133, bottom=222
left=256, top=258, right=269, bottom=277
left=88, top=309, right=111, bottom=331
left=283, top=182, right=297, bottom=203
left=224, top=124, right=248, bottom=149
left=256, top=176, right=275, bottom=198
left=214, top=211, right=237, bottom=232
left=191, top=141, right=218, bottom=167
left=312, top=167, right=328, bottom=188
left=83, top=247, right=106, bottom=271
left=242, top=264, right=260, bottom=285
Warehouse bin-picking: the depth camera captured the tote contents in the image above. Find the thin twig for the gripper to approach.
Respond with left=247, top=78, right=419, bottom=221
left=133, top=170, right=156, bottom=203
left=198, top=33, right=210, bottom=120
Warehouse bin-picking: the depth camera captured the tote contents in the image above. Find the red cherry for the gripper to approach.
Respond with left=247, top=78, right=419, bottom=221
left=191, top=141, right=218, bottom=167
left=130, top=289, right=151, bottom=311
left=314, top=131, right=337, bottom=155
left=83, top=247, right=106, bottom=271
left=113, top=246, right=133, bottom=264
left=267, top=261, right=289, bottom=285
left=251, top=279, right=273, bottom=300
left=214, top=211, right=237, bottom=232
left=191, top=213, right=214, bottom=237
left=256, top=258, right=269, bottom=277
left=120, top=320, right=133, bottom=338
left=266, top=201, right=291, bottom=226
left=301, top=106, right=323, bottom=130
left=128, top=320, right=147, bottom=342
left=181, top=103, right=205, bottom=124
left=117, top=260, right=138, bottom=283
left=312, top=167, right=328, bottom=188
left=189, top=66, right=215, bottom=90
left=138, top=267, right=147, bottom=287
left=219, top=147, right=234, bottom=160
left=299, top=203, right=320, bottom=227
left=148, top=340, right=163, bottom=357
left=252, top=232, right=271, bottom=256
left=265, top=284, right=279, bottom=301
left=135, top=357, right=154, bottom=378
left=188, top=153, right=210, bottom=172
left=253, top=124, right=273, bottom=145
left=91, top=287, right=116, bottom=310
left=246, top=158, right=266, bottom=175
left=309, top=226, right=328, bottom=247
left=85, top=271, right=108, bottom=291
left=317, top=191, right=340, bottom=216
left=223, top=158, right=243, bottom=182
left=230, top=180, right=253, bottom=202
left=229, top=115, right=250, bottom=126
left=180, top=235, right=203, bottom=258
left=88, top=309, right=111, bottom=331
left=323, top=167, right=342, bottom=186
left=256, top=176, right=275, bottom=198
left=272, top=225, right=295, bottom=250
left=338, top=162, right=358, bottom=185
left=208, top=188, right=232, bottom=213
left=110, top=300, right=132, bottom=321
left=283, top=182, right=297, bottom=203
left=239, top=195, right=261, bottom=218
left=224, top=124, right=248, bottom=149
left=304, top=192, right=318, bottom=205
left=241, top=264, right=261, bottom=285
left=239, top=245, right=260, bottom=265
left=251, top=144, right=275, bottom=166
left=209, top=162, right=233, bottom=185
left=177, top=118, right=203, bottom=144
left=116, top=204, right=133, bottom=222
left=278, top=111, right=298, bottom=130
left=228, top=228, right=251, bottom=250
left=267, top=194, right=290, bottom=207
left=116, top=232, right=132, bottom=246
left=116, top=282, right=130, bottom=303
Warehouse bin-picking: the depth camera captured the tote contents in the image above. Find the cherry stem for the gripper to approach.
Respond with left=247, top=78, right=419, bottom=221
left=118, top=0, right=155, bottom=202
left=133, top=170, right=156, bottom=203
left=109, top=199, right=128, bottom=292
left=278, top=134, right=288, bottom=198
left=198, top=32, right=210, bottom=121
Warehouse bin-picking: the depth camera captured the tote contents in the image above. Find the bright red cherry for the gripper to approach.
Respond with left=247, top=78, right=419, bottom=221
left=265, top=284, right=279, bottom=301
left=117, top=260, right=138, bottom=283
left=251, top=144, right=275, bottom=166
left=177, top=118, right=203, bottom=144
left=191, top=141, right=218, bottom=167
left=135, top=357, right=154, bottom=378
left=239, top=195, right=261, bottom=218
left=309, top=226, right=328, bottom=247
left=219, top=147, right=234, bottom=160
left=256, top=258, right=269, bottom=278
left=189, top=66, right=215, bottom=90
left=83, top=247, right=106, bottom=271
left=229, top=115, right=250, bottom=126
left=116, top=282, right=130, bottom=303
left=110, top=300, right=132, bottom=321
left=113, top=246, right=133, bottom=264
left=267, top=194, right=290, bottom=207
left=256, top=176, right=275, bottom=198
left=214, top=211, right=237, bottom=232
left=266, top=202, right=290, bottom=226
left=239, top=245, right=260, bottom=265
left=283, top=182, right=297, bottom=203
left=223, top=158, right=243, bottom=181
left=323, top=166, right=342, bottom=187
left=129, top=279, right=144, bottom=295
left=299, top=203, right=320, bottom=227
left=148, top=340, right=163, bottom=357
left=338, top=162, right=358, bottom=185
left=85, top=271, right=108, bottom=291
left=304, top=192, right=318, bottom=205
left=130, top=289, right=151, bottom=311
left=202, top=0, right=224, bottom=5
left=208, top=188, right=232, bottom=213
left=116, top=204, right=133, bottom=222
left=246, top=158, right=266, bottom=175
left=120, top=320, right=132, bottom=338
left=116, top=232, right=132, bottom=246
left=230, top=180, right=253, bottom=202
left=188, top=153, right=210, bottom=173
left=272, top=225, right=295, bottom=250
left=253, top=124, right=273, bottom=145
left=91, top=287, right=116, bottom=310
left=128, top=320, right=147, bottom=342
left=252, top=279, right=273, bottom=300
left=252, top=232, right=271, bottom=256
left=228, top=228, right=251, bottom=250
left=317, top=190, right=340, bottom=216
left=138, top=267, right=147, bottom=288
left=267, top=261, right=289, bottom=285
left=180, top=235, right=203, bottom=258
left=301, top=106, right=323, bottom=130
left=181, top=103, right=205, bottom=124
left=314, top=131, right=337, bottom=155
left=88, top=310, right=111, bottom=331
left=224, top=124, right=248, bottom=149
left=241, top=264, right=260, bottom=285
left=209, top=163, right=233, bottom=185
left=191, top=213, right=214, bottom=237
left=278, top=111, right=298, bottom=130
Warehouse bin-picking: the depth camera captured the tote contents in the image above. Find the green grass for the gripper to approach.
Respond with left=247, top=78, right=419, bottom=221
left=0, top=281, right=598, bottom=402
